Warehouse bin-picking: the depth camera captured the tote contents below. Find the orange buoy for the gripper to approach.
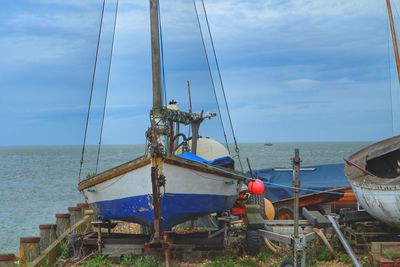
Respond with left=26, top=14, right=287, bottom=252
left=248, top=179, right=265, bottom=195
left=264, top=198, right=275, bottom=220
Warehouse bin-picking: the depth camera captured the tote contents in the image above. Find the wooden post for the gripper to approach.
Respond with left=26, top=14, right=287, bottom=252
left=55, top=213, right=71, bottom=237
left=39, top=224, right=57, bottom=251
left=19, top=237, right=40, bottom=266
left=68, top=207, right=83, bottom=226
left=150, top=0, right=163, bottom=109
left=77, top=203, right=90, bottom=217
left=0, top=254, right=16, bottom=267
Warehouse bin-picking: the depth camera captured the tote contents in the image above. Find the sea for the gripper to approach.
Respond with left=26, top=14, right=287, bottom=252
left=0, top=142, right=371, bottom=253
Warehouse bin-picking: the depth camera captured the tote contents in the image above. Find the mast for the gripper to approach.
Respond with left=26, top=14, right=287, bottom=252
left=387, top=0, right=400, bottom=83
left=150, top=0, right=163, bottom=109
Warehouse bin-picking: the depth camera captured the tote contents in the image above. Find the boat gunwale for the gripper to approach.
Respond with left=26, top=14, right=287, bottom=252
left=347, top=135, right=400, bottom=164
left=78, top=155, right=245, bottom=191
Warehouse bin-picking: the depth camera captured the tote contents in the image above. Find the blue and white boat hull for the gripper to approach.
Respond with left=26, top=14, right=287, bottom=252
left=80, top=157, right=243, bottom=230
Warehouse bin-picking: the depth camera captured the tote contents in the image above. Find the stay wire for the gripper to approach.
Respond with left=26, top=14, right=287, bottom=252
left=158, top=0, right=167, bottom=105
left=200, top=0, right=243, bottom=172
left=192, top=0, right=231, bottom=154
left=95, top=0, right=120, bottom=174
left=78, top=0, right=106, bottom=183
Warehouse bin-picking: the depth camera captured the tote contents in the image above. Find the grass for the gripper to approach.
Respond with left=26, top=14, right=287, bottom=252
left=131, top=255, right=160, bottom=267
left=383, top=251, right=400, bottom=260
left=256, top=248, right=270, bottom=262
left=59, top=241, right=69, bottom=259
left=317, top=245, right=334, bottom=261
left=83, top=255, right=112, bottom=267
left=337, top=252, right=352, bottom=265
left=237, top=257, right=258, bottom=266
left=120, top=254, right=134, bottom=266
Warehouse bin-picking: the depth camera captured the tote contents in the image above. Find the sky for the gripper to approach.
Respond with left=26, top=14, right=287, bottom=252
left=0, top=0, right=399, bottom=146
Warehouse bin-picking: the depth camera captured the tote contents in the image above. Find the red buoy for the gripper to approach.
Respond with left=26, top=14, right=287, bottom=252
left=248, top=179, right=264, bottom=195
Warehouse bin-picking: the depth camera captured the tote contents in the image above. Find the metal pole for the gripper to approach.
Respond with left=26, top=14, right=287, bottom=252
left=292, top=149, right=301, bottom=266
left=149, top=0, right=163, bottom=109
left=292, top=149, right=300, bottom=238
left=327, top=215, right=362, bottom=267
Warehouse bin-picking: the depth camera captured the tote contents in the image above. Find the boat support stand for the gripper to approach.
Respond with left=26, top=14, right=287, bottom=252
left=258, top=149, right=317, bottom=267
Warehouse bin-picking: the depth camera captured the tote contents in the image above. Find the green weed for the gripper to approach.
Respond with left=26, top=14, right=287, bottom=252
left=59, top=241, right=69, bottom=259
left=317, top=245, right=334, bottom=261
left=237, top=257, right=257, bottom=266
left=83, top=255, right=112, bottom=267
left=132, top=255, right=160, bottom=267
left=120, top=253, right=134, bottom=266
left=256, top=248, right=270, bottom=262
left=383, top=251, right=399, bottom=260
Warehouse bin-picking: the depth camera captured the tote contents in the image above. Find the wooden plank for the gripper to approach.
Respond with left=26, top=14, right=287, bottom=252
left=29, top=211, right=95, bottom=267
left=78, top=156, right=150, bottom=190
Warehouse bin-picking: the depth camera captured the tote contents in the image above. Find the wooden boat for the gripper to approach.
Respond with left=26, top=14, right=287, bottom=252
left=79, top=154, right=244, bottom=230
left=344, top=135, right=400, bottom=227
left=78, top=0, right=244, bottom=236
left=344, top=0, right=400, bottom=228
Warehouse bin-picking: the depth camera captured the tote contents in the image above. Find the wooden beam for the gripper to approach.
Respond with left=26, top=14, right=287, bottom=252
left=387, top=0, right=400, bottom=83
left=150, top=0, right=163, bottom=109
left=29, top=211, right=95, bottom=267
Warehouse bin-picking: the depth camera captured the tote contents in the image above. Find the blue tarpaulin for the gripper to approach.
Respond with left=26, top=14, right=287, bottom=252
left=177, top=152, right=234, bottom=167
left=248, top=163, right=349, bottom=202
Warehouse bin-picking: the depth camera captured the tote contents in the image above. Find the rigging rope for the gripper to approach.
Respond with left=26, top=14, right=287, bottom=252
left=78, top=0, right=106, bottom=183
left=95, top=0, right=120, bottom=174
left=200, top=0, right=244, bottom=172
left=158, top=0, right=167, bottom=106
left=192, top=0, right=231, bottom=154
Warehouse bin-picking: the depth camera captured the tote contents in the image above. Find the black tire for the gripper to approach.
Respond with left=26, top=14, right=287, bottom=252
left=275, top=205, right=294, bottom=220
left=248, top=194, right=266, bottom=219
left=280, top=258, right=295, bottom=267
left=245, top=230, right=261, bottom=256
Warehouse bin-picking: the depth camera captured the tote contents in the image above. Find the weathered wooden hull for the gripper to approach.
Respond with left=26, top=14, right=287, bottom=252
left=78, top=156, right=244, bottom=230
left=349, top=181, right=400, bottom=227
left=345, top=135, right=400, bottom=227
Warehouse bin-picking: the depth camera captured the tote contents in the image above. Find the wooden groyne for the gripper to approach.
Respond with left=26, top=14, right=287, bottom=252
left=0, top=203, right=95, bottom=267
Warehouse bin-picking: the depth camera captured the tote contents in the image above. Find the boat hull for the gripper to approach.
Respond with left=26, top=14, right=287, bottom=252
left=91, top=193, right=237, bottom=229
left=80, top=156, right=243, bottom=230
left=345, top=135, right=400, bottom=227
left=350, top=181, right=400, bottom=227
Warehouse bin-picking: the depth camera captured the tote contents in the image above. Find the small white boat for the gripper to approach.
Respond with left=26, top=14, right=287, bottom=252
left=78, top=0, right=245, bottom=237
left=344, top=135, right=400, bottom=227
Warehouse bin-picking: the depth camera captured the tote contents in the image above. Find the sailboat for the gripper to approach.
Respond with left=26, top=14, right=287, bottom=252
left=344, top=0, right=400, bottom=227
left=78, top=0, right=245, bottom=237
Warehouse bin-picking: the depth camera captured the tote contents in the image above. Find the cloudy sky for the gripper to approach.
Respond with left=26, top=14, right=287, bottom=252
left=0, top=0, right=399, bottom=146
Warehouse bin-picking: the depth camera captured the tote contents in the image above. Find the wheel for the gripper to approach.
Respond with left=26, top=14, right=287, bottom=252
left=245, top=230, right=261, bottom=256
left=275, top=205, right=294, bottom=220
left=248, top=194, right=266, bottom=219
left=280, top=258, right=295, bottom=267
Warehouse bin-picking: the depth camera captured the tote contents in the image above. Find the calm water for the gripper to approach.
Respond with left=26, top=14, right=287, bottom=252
left=0, top=142, right=370, bottom=253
